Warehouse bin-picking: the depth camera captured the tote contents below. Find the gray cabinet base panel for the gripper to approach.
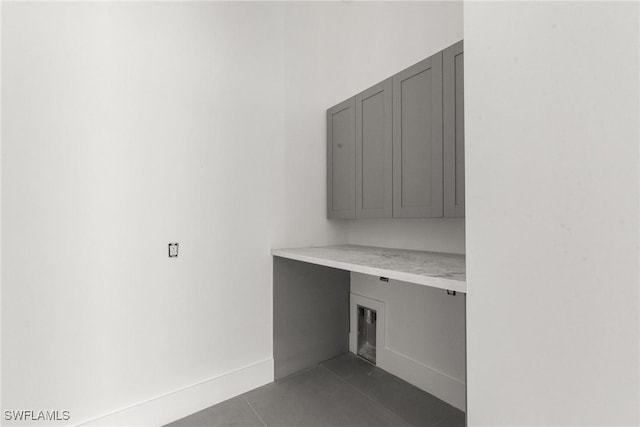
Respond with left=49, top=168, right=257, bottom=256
left=273, top=257, right=350, bottom=380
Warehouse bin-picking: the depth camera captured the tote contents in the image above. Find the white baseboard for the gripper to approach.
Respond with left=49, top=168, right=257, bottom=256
left=349, top=332, right=465, bottom=411
left=349, top=293, right=465, bottom=411
left=77, top=359, right=273, bottom=427
left=379, top=348, right=465, bottom=411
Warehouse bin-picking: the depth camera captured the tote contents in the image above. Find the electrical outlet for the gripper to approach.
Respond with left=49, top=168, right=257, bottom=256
left=168, top=243, right=179, bottom=258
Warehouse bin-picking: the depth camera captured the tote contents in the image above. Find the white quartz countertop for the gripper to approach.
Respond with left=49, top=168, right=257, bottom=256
left=271, top=245, right=466, bottom=293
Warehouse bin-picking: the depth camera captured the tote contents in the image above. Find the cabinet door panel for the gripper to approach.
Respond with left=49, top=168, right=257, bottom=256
left=356, top=79, right=393, bottom=218
left=327, top=98, right=356, bottom=219
left=393, top=53, right=443, bottom=218
left=444, top=40, right=465, bottom=217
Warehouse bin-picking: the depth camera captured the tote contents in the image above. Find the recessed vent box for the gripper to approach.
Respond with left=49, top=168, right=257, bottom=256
left=357, top=305, right=377, bottom=364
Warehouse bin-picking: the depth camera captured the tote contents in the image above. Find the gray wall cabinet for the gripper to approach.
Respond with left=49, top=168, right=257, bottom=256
left=327, top=97, right=356, bottom=219
left=393, top=52, right=444, bottom=218
left=327, top=40, right=464, bottom=220
left=355, top=78, right=393, bottom=219
left=443, top=40, right=465, bottom=218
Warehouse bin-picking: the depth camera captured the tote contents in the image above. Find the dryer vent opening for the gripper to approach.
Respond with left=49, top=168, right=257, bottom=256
left=357, top=305, right=377, bottom=364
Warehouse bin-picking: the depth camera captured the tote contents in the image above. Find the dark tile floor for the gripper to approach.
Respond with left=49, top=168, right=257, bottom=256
left=166, top=353, right=465, bottom=427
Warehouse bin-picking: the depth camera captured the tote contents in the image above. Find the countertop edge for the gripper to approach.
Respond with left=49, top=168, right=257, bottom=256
left=272, top=248, right=467, bottom=294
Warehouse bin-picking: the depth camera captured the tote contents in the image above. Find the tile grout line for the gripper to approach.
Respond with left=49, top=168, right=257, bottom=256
left=319, top=363, right=412, bottom=427
left=242, top=395, right=269, bottom=427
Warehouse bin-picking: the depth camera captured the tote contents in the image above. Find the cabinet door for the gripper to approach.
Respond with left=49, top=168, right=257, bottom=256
left=443, top=41, right=465, bottom=217
left=392, top=52, right=443, bottom=218
left=355, top=79, right=393, bottom=218
left=327, top=98, right=356, bottom=219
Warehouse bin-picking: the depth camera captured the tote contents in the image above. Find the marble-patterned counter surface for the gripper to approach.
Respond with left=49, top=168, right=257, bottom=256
left=271, top=245, right=466, bottom=293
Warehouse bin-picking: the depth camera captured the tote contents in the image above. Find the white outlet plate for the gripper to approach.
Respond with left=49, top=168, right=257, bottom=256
left=168, top=243, right=179, bottom=257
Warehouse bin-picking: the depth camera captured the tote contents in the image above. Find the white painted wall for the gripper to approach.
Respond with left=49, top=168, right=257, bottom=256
left=351, top=273, right=466, bottom=410
left=2, top=3, right=285, bottom=425
left=464, top=2, right=639, bottom=425
left=281, top=1, right=465, bottom=254
left=349, top=218, right=465, bottom=254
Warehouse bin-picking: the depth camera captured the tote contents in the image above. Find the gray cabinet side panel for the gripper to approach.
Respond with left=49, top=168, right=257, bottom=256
left=355, top=78, right=393, bottom=219
left=444, top=40, right=465, bottom=218
left=393, top=53, right=444, bottom=218
left=273, top=257, right=350, bottom=380
left=327, top=98, right=356, bottom=219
